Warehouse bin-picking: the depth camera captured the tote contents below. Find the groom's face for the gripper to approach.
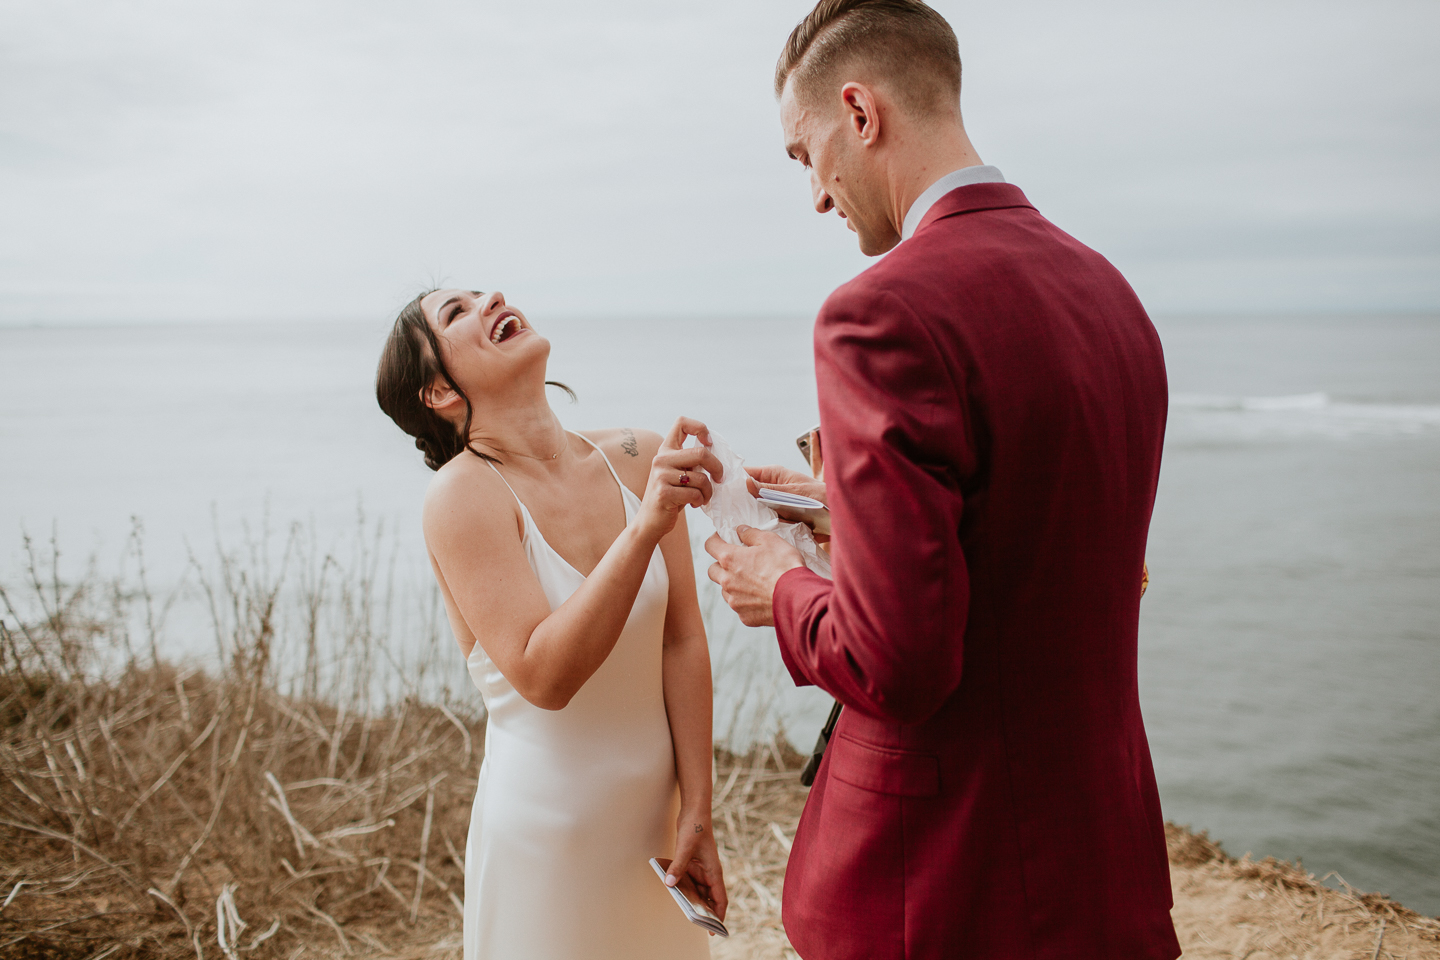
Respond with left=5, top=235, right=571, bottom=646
left=780, top=80, right=896, bottom=256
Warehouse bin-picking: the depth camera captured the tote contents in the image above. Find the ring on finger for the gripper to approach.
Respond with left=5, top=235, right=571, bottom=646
left=679, top=471, right=691, bottom=486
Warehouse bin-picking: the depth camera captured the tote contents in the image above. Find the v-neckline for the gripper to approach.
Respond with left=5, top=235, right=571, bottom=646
left=489, top=433, right=635, bottom=581
left=515, top=487, right=634, bottom=582
left=465, top=481, right=639, bottom=668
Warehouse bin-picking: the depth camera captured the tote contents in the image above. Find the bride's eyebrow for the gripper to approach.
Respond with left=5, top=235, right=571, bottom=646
left=436, top=292, right=481, bottom=322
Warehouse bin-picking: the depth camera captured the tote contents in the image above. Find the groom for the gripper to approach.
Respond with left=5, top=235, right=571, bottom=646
left=705, top=1, right=1181, bottom=958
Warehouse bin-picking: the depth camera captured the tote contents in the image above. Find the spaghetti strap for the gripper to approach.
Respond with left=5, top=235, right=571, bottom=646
left=483, top=434, right=632, bottom=534
left=483, top=460, right=526, bottom=508
left=574, top=433, right=629, bottom=493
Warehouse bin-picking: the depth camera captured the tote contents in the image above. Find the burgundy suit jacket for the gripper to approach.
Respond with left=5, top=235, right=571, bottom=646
left=772, top=183, right=1180, bottom=960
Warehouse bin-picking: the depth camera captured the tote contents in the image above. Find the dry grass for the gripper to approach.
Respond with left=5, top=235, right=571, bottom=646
left=709, top=742, right=810, bottom=960
left=0, top=533, right=479, bottom=959
left=0, top=665, right=478, bottom=958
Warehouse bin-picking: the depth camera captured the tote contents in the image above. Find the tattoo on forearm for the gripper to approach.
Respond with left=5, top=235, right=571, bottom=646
left=621, top=429, right=639, bottom=458
left=695, top=823, right=703, bottom=833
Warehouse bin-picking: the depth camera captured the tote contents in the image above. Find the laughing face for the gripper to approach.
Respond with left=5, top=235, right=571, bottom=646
left=419, top=288, right=550, bottom=400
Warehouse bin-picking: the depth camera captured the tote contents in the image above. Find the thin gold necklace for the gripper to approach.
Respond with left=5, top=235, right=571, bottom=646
left=477, top=432, right=568, bottom=462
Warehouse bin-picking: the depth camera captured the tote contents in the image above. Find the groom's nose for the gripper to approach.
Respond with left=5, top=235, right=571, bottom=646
left=810, top=169, right=835, bottom=215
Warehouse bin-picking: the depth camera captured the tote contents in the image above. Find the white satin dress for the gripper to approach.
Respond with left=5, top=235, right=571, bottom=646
left=462, top=437, right=709, bottom=960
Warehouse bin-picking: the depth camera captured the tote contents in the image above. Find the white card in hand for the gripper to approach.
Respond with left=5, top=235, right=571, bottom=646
left=649, top=857, right=728, bottom=937
left=756, top=489, right=826, bottom=510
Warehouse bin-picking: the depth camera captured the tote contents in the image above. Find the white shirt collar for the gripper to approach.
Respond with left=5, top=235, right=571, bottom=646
left=900, top=164, right=1007, bottom=241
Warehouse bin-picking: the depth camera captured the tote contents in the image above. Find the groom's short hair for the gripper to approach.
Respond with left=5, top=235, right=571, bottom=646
left=775, top=0, right=961, bottom=118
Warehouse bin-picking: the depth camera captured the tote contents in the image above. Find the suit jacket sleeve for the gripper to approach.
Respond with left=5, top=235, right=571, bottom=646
left=773, top=288, right=973, bottom=725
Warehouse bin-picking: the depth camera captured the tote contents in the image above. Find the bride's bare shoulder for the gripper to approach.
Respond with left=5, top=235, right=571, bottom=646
left=421, top=453, right=522, bottom=542
left=579, top=427, right=661, bottom=495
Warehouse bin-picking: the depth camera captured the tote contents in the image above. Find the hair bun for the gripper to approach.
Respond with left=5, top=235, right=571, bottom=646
left=415, top=436, right=444, bottom=471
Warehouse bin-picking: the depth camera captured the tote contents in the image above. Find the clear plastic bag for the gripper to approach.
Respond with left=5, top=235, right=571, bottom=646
left=698, top=432, right=832, bottom=579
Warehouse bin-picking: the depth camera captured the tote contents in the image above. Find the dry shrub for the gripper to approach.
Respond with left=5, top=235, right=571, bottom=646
left=1164, top=822, right=1228, bottom=867
left=708, top=740, right=809, bottom=960
left=0, top=668, right=479, bottom=958
left=0, top=532, right=479, bottom=958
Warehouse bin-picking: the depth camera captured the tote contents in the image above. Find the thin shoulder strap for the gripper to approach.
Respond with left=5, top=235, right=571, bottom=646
left=482, top=459, right=527, bottom=511
left=573, top=432, right=628, bottom=492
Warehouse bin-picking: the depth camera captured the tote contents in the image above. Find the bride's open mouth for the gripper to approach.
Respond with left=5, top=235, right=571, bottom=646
left=490, top=312, right=524, bottom=345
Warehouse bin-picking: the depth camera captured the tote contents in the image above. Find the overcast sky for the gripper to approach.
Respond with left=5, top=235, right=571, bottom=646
left=2, top=0, right=1437, bottom=323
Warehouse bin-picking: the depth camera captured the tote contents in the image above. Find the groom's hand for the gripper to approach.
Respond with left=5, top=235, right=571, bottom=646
left=744, top=464, right=827, bottom=504
left=705, top=526, right=806, bottom=627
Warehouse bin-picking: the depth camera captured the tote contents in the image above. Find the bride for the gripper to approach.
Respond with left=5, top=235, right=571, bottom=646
left=375, top=288, right=727, bottom=959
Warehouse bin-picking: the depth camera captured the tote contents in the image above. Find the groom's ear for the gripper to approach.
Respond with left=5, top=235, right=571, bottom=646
left=840, top=81, right=882, bottom=147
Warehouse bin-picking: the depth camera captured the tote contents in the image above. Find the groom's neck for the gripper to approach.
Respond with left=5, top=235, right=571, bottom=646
left=883, top=117, right=984, bottom=237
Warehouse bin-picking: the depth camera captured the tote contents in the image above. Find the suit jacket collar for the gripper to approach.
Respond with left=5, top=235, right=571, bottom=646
left=913, top=182, right=1035, bottom=238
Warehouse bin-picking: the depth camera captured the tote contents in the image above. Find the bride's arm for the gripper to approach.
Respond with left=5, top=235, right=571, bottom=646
left=424, top=418, right=721, bottom=711
left=602, top=428, right=727, bottom=918
left=657, top=507, right=728, bottom=919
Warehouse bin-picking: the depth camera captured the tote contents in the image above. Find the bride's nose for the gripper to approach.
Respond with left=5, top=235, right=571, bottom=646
left=481, top=291, right=507, bottom=316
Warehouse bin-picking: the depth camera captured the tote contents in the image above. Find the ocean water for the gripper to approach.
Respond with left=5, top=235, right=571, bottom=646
left=1142, top=315, right=1440, bottom=915
left=1, top=312, right=1437, bottom=914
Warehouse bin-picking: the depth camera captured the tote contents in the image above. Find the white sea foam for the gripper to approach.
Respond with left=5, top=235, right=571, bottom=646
left=1169, top=392, right=1440, bottom=440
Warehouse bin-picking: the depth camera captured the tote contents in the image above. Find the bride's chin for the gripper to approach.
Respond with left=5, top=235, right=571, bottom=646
left=513, top=336, right=554, bottom=381
left=523, top=331, right=552, bottom=358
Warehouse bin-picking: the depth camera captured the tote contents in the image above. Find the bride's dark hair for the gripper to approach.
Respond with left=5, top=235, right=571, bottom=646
left=376, top=290, right=575, bottom=471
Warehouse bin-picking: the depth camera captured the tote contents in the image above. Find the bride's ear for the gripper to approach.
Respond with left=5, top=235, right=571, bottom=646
left=421, top=379, right=462, bottom=416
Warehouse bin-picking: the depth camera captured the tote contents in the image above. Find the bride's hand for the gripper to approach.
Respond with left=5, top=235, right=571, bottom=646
left=634, top=417, right=724, bottom=544
left=666, top=812, right=728, bottom=924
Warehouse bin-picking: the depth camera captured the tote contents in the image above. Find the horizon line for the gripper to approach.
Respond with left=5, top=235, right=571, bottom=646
left=4, top=307, right=1440, bottom=331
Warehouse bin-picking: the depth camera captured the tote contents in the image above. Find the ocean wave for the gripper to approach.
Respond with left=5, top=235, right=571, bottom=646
left=1168, top=393, right=1440, bottom=440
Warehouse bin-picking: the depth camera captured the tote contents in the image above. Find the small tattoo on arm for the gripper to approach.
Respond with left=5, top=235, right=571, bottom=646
left=695, top=823, right=704, bottom=833
left=621, top=429, right=639, bottom=458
